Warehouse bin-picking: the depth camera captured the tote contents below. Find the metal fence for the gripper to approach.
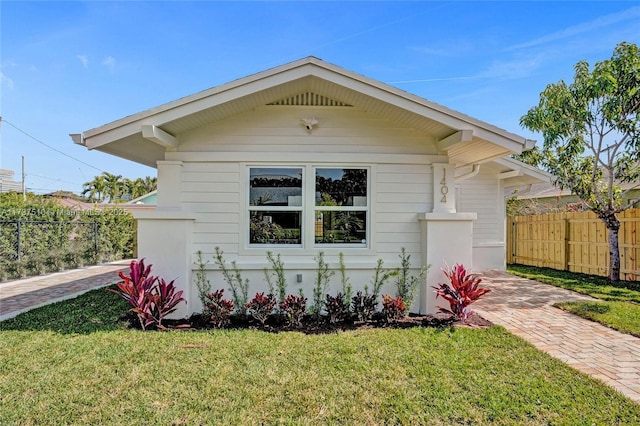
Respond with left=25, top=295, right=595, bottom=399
left=0, top=220, right=99, bottom=261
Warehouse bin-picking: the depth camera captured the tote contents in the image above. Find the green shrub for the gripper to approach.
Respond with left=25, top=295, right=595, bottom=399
left=214, top=247, right=249, bottom=316
left=394, top=248, right=427, bottom=315
left=0, top=195, right=135, bottom=276
left=194, top=250, right=211, bottom=310
left=311, top=251, right=334, bottom=317
left=264, top=251, right=287, bottom=304
left=25, top=256, right=46, bottom=276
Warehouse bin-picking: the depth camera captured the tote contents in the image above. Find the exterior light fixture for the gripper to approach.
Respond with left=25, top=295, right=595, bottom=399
left=301, top=118, right=318, bottom=132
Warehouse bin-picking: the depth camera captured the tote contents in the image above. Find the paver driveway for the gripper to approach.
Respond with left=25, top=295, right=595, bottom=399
left=475, top=270, right=640, bottom=404
left=0, top=260, right=129, bottom=321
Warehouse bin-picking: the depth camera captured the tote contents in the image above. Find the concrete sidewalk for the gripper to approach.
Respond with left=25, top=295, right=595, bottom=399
left=475, top=270, right=640, bottom=404
left=0, top=260, right=130, bottom=321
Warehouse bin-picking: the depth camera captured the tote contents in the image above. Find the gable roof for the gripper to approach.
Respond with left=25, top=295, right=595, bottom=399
left=126, top=190, right=157, bottom=205
left=71, top=56, right=535, bottom=168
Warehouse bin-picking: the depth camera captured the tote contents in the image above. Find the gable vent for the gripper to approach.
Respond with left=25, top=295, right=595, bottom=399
left=268, top=92, right=352, bottom=107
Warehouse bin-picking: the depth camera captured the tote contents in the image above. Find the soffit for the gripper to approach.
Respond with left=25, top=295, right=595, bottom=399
left=156, top=75, right=457, bottom=140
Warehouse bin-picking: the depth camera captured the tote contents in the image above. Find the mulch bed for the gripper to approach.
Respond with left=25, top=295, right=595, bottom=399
left=134, top=311, right=493, bottom=334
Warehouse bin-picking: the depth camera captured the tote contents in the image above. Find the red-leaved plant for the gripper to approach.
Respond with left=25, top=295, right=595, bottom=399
left=324, top=292, right=350, bottom=324
left=351, top=291, right=377, bottom=322
left=279, top=294, right=307, bottom=328
left=245, top=292, right=276, bottom=326
left=433, top=264, right=490, bottom=321
left=381, top=294, right=405, bottom=321
left=146, top=278, right=185, bottom=328
left=204, top=289, right=234, bottom=328
left=109, top=258, right=186, bottom=330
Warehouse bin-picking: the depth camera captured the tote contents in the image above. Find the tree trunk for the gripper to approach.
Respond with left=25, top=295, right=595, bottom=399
left=600, top=212, right=621, bottom=281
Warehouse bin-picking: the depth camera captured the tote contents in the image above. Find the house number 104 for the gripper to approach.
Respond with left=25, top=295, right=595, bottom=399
left=440, top=175, right=448, bottom=203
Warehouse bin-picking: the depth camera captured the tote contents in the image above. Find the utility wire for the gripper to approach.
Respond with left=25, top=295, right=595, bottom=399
left=1, top=118, right=105, bottom=173
left=28, top=172, right=84, bottom=187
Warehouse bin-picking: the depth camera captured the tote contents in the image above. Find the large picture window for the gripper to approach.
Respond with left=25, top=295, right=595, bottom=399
left=247, top=166, right=369, bottom=248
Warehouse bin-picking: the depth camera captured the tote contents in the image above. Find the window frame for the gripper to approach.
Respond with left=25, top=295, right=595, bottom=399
left=243, top=164, right=372, bottom=251
left=247, top=166, right=304, bottom=248
left=313, top=167, right=369, bottom=249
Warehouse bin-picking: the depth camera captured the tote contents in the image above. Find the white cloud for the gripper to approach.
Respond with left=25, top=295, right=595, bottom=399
left=505, top=6, right=640, bottom=52
left=76, top=55, right=89, bottom=69
left=389, top=54, right=545, bottom=86
left=479, top=54, right=546, bottom=80
left=411, top=46, right=459, bottom=58
left=0, top=71, right=14, bottom=89
left=410, top=39, right=474, bottom=58
left=102, top=56, right=116, bottom=73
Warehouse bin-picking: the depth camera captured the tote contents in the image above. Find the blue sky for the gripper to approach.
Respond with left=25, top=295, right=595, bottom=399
left=1, top=1, right=639, bottom=195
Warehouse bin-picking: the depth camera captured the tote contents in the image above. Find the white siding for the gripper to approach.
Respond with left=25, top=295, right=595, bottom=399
left=179, top=106, right=437, bottom=156
left=138, top=104, right=509, bottom=312
left=169, top=105, right=437, bottom=301
left=457, top=168, right=503, bottom=245
left=457, top=167, right=507, bottom=270
left=375, top=164, right=431, bottom=261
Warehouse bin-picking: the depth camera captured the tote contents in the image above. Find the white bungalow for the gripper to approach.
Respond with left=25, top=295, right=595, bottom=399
left=72, top=57, right=548, bottom=318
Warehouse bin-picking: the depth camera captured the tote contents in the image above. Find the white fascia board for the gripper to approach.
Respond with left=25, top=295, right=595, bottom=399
left=82, top=59, right=316, bottom=137
left=80, top=56, right=530, bottom=153
left=494, top=157, right=554, bottom=182
left=69, top=133, right=84, bottom=146
left=313, top=61, right=530, bottom=148
left=311, top=67, right=475, bottom=130
left=82, top=65, right=315, bottom=148
left=498, top=170, right=524, bottom=180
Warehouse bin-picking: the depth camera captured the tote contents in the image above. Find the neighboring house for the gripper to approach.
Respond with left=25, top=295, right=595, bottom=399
left=127, top=190, right=157, bottom=205
left=507, top=181, right=640, bottom=214
left=43, top=191, right=96, bottom=210
left=42, top=191, right=155, bottom=214
left=72, top=56, right=547, bottom=317
left=0, top=169, right=23, bottom=193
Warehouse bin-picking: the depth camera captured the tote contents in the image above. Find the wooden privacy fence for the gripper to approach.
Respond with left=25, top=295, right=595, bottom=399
left=507, top=209, right=639, bottom=281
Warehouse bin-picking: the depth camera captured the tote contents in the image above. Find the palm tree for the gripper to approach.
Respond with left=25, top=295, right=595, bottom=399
left=102, top=172, right=124, bottom=203
left=142, top=176, right=157, bottom=193
left=82, top=173, right=157, bottom=203
left=81, top=175, right=107, bottom=203
left=122, top=177, right=157, bottom=200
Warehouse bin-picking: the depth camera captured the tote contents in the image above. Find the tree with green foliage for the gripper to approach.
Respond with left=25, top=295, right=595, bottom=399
left=82, top=174, right=107, bottom=203
left=82, top=173, right=157, bottom=203
left=520, top=42, right=640, bottom=281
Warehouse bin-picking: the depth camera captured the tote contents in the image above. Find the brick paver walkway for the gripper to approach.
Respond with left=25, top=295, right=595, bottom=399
left=475, top=270, right=640, bottom=404
left=0, top=260, right=130, bottom=321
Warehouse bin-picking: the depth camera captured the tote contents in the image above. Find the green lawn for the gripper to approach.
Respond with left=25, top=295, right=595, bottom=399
left=1, top=288, right=639, bottom=425
left=507, top=264, right=640, bottom=337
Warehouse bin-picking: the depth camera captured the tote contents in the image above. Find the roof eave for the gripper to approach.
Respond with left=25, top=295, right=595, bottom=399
left=75, top=56, right=533, bottom=163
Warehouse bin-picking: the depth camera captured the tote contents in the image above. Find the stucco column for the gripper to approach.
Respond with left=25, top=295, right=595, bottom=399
left=156, top=160, right=183, bottom=210
left=418, top=212, right=476, bottom=315
left=432, top=163, right=456, bottom=213
left=133, top=211, right=196, bottom=319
